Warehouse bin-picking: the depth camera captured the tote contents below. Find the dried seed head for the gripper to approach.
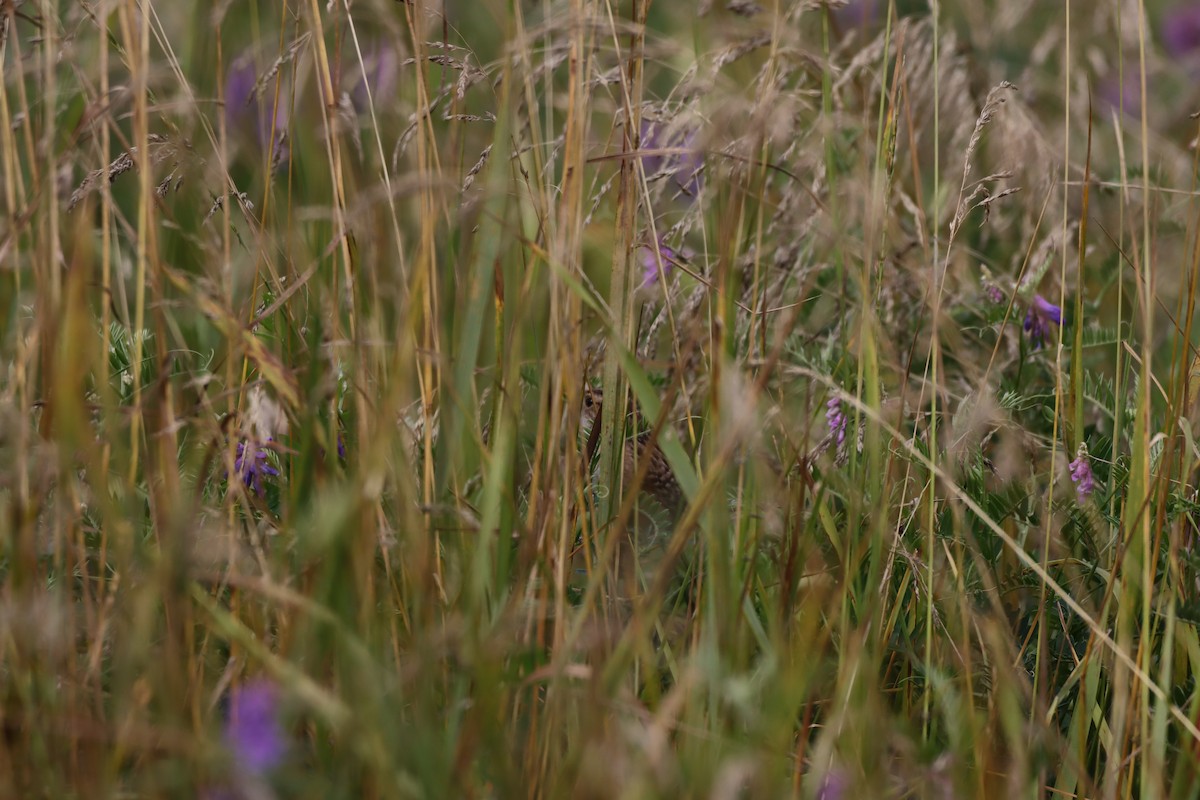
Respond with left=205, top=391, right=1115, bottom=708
left=245, top=385, right=289, bottom=441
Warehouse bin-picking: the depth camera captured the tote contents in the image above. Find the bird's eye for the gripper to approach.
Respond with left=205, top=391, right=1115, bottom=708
left=585, top=395, right=593, bottom=407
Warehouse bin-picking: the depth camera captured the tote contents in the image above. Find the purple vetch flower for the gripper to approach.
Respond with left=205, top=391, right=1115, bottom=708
left=224, top=53, right=290, bottom=164
left=639, top=119, right=704, bottom=200
left=831, top=0, right=879, bottom=33
left=1069, top=448, right=1096, bottom=503
left=983, top=282, right=1004, bottom=305
left=350, top=43, right=399, bottom=115
left=224, top=56, right=258, bottom=131
left=225, top=679, right=287, bottom=775
left=1023, top=294, right=1063, bottom=350
left=234, top=439, right=280, bottom=496
left=1097, top=67, right=1143, bottom=118
left=815, top=767, right=851, bottom=800
left=826, top=396, right=847, bottom=447
left=1162, top=4, right=1200, bottom=59
left=639, top=239, right=678, bottom=287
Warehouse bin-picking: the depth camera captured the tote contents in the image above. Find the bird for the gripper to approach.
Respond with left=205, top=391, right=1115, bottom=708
left=580, top=385, right=683, bottom=513
left=576, top=384, right=685, bottom=628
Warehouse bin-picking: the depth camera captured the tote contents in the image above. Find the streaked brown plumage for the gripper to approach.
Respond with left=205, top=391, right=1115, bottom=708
left=581, top=386, right=682, bottom=512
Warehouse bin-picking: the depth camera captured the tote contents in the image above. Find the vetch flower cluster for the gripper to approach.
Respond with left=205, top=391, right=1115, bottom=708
left=1098, top=67, right=1144, bottom=117
left=1069, top=447, right=1096, bottom=503
left=639, top=119, right=703, bottom=200
left=826, top=396, right=847, bottom=447
left=831, top=0, right=879, bottom=33
left=225, top=679, right=288, bottom=775
left=234, top=439, right=279, bottom=496
left=639, top=239, right=678, bottom=287
left=349, top=43, right=399, bottom=115
left=224, top=52, right=290, bottom=167
left=1024, top=294, right=1062, bottom=350
left=1162, top=4, right=1200, bottom=60
left=983, top=282, right=1004, bottom=305
left=202, top=678, right=289, bottom=799
left=815, top=767, right=850, bottom=800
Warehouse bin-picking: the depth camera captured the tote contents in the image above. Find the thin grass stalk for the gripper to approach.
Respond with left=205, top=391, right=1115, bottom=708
left=458, top=56, right=516, bottom=621
left=344, top=6, right=409, bottom=283
left=1127, top=2, right=1156, bottom=795
left=8, top=8, right=39, bottom=194
left=923, top=0, right=941, bottom=741
left=122, top=0, right=149, bottom=487
left=1032, top=0, right=1071, bottom=738
left=594, top=0, right=635, bottom=603
left=1068, top=106, right=1089, bottom=454
left=402, top=1, right=447, bottom=564
left=1105, top=24, right=1133, bottom=793
left=532, top=0, right=590, bottom=771
left=860, top=0, right=897, bottom=644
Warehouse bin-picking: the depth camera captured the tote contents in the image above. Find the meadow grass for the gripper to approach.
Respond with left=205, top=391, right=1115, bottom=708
left=3, top=0, right=1200, bottom=796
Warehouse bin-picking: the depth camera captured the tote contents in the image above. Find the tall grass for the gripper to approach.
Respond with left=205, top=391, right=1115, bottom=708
left=3, top=0, right=1200, bottom=796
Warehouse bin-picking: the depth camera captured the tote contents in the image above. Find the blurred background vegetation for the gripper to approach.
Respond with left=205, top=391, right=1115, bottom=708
left=5, top=0, right=1200, bottom=797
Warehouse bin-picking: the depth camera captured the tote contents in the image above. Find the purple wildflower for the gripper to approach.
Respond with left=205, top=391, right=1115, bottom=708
left=1023, top=294, right=1063, bottom=350
left=234, top=439, right=279, bottom=496
left=815, top=768, right=850, bottom=800
left=639, top=119, right=703, bottom=200
left=337, top=434, right=346, bottom=460
left=826, top=396, right=847, bottom=447
left=1069, top=448, right=1096, bottom=503
left=831, top=0, right=879, bottom=33
left=225, top=679, right=287, bottom=775
left=1097, top=67, right=1143, bottom=118
left=224, top=53, right=290, bottom=163
left=639, top=239, right=678, bottom=287
left=983, top=282, right=1004, bottom=305
left=1162, top=4, right=1200, bottom=59
left=350, top=43, right=399, bottom=115
left=223, top=56, right=258, bottom=133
